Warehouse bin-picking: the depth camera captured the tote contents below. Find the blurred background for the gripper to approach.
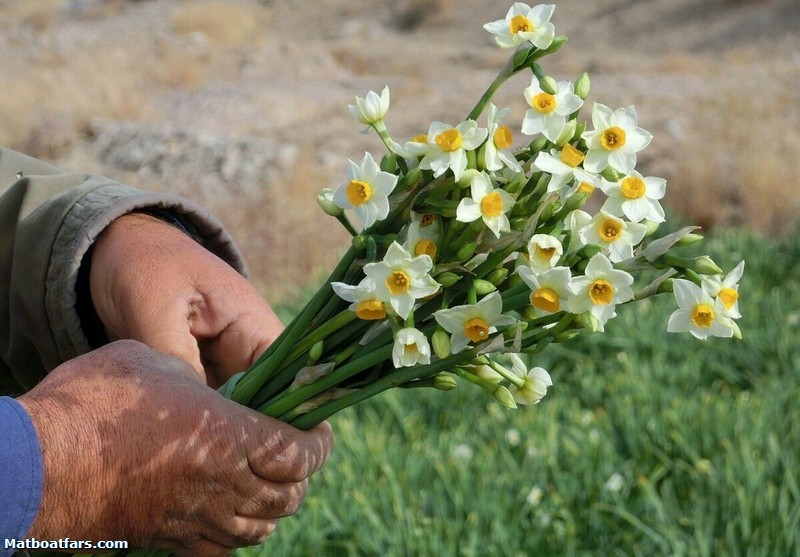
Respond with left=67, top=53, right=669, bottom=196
left=2, top=1, right=798, bottom=555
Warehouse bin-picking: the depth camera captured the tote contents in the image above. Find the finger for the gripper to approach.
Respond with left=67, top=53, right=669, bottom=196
left=233, top=477, right=308, bottom=519
left=129, top=323, right=207, bottom=382
left=242, top=417, right=334, bottom=483
left=206, top=516, right=280, bottom=550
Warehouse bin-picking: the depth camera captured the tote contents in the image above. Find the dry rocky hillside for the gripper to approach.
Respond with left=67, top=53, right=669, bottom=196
left=1, top=0, right=798, bottom=300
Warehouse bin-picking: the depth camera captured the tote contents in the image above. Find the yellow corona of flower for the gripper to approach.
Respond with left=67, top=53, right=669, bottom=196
left=582, top=103, right=653, bottom=174
left=484, top=103, right=522, bottom=173
left=331, top=277, right=387, bottom=321
left=456, top=172, right=515, bottom=238
left=522, top=79, right=583, bottom=143
left=702, top=260, right=745, bottom=319
left=579, top=211, right=647, bottom=263
left=568, top=253, right=634, bottom=331
left=483, top=3, right=556, bottom=49
left=668, top=279, right=735, bottom=340
left=332, top=152, right=398, bottom=228
left=517, top=265, right=572, bottom=316
left=599, top=170, right=667, bottom=223
left=419, top=120, right=488, bottom=181
left=434, top=292, right=517, bottom=354
left=363, top=242, right=440, bottom=320
left=533, top=145, right=590, bottom=198
left=392, top=327, right=432, bottom=368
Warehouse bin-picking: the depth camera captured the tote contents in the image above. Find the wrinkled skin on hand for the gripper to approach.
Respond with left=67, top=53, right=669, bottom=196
left=89, top=212, right=285, bottom=388
left=19, top=340, right=333, bottom=557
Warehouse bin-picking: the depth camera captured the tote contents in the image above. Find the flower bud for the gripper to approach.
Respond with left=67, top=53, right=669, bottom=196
left=380, top=153, right=398, bottom=173
left=601, top=166, right=621, bottom=181
left=676, top=233, right=704, bottom=246
left=538, top=201, right=559, bottom=223
left=352, top=234, right=368, bottom=250
left=493, top=385, right=518, bottom=409
left=575, top=72, right=591, bottom=100
left=486, top=267, right=509, bottom=286
left=522, top=306, right=538, bottom=321
left=657, top=278, right=674, bottom=293
left=643, top=219, right=661, bottom=237
left=307, top=340, right=324, bottom=364
left=456, top=242, right=477, bottom=261
left=431, top=374, right=458, bottom=391
left=573, top=121, right=587, bottom=140
left=457, top=168, right=481, bottom=188
left=538, top=75, right=559, bottom=95
left=513, top=44, right=532, bottom=68
left=564, top=191, right=590, bottom=212
left=504, top=321, right=528, bottom=338
left=348, top=85, right=390, bottom=125
left=693, top=256, right=723, bottom=275
left=554, top=329, right=580, bottom=343
left=366, top=236, right=378, bottom=261
left=432, top=329, right=451, bottom=359
left=466, top=149, right=478, bottom=170
left=577, top=243, right=603, bottom=258
left=405, top=167, right=423, bottom=187
left=473, top=279, right=497, bottom=295
left=317, top=188, right=343, bottom=217
left=436, top=271, right=461, bottom=287
left=555, top=120, right=577, bottom=147
left=529, top=136, right=549, bottom=153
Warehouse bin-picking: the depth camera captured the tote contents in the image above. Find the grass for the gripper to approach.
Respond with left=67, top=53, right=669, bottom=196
left=237, top=227, right=800, bottom=556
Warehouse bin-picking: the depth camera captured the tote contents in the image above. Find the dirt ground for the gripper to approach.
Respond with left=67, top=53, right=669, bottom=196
left=1, top=0, right=798, bottom=300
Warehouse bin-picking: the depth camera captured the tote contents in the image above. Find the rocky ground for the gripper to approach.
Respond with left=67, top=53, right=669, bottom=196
left=1, top=0, right=798, bottom=300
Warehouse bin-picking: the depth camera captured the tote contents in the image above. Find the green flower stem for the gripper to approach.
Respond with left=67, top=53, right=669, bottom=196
left=336, top=213, right=360, bottom=237
left=520, top=312, right=574, bottom=346
left=485, top=359, right=525, bottom=388
left=230, top=247, right=356, bottom=405
left=260, top=345, right=393, bottom=418
left=290, top=349, right=477, bottom=430
left=281, top=310, right=357, bottom=367
left=250, top=357, right=309, bottom=409
left=466, top=50, right=520, bottom=121
left=452, top=365, right=503, bottom=393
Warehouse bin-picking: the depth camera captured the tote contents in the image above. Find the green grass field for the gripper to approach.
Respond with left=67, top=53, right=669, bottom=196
left=241, top=228, right=800, bottom=557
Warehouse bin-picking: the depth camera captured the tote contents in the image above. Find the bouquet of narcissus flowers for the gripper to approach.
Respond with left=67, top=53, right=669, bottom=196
left=94, top=4, right=744, bottom=555
left=222, top=2, right=744, bottom=429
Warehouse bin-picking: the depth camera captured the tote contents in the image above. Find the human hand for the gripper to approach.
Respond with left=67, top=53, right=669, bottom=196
left=18, top=340, right=333, bottom=557
left=89, top=212, right=283, bottom=388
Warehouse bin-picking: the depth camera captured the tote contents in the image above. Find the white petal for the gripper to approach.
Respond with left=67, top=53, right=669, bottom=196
left=457, top=198, right=482, bottom=223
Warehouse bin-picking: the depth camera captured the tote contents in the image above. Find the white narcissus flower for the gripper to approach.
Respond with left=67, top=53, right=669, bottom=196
left=392, top=327, right=432, bottom=368
left=456, top=172, right=515, bottom=238
left=518, top=265, right=572, bottom=315
left=702, top=260, right=745, bottom=319
left=568, top=253, right=634, bottom=331
left=331, top=277, right=386, bottom=321
left=508, top=354, right=552, bottom=405
left=599, top=170, right=667, bottom=223
left=348, top=86, right=390, bottom=126
left=521, top=79, right=583, bottom=143
left=434, top=291, right=517, bottom=354
left=363, top=242, right=440, bottom=320
left=483, top=3, right=556, bottom=50
left=668, top=279, right=735, bottom=340
left=419, top=120, right=488, bottom=181
left=579, top=211, right=647, bottom=263
left=403, top=212, right=440, bottom=261
left=582, top=103, right=653, bottom=174
left=332, top=152, right=398, bottom=228
left=533, top=144, right=586, bottom=197
left=526, top=234, right=563, bottom=273
left=484, top=103, right=522, bottom=173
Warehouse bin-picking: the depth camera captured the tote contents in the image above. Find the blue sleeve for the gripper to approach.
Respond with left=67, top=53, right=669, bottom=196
left=0, top=396, right=43, bottom=549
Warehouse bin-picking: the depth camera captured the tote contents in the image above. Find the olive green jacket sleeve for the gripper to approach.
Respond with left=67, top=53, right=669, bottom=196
left=0, top=147, right=247, bottom=395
